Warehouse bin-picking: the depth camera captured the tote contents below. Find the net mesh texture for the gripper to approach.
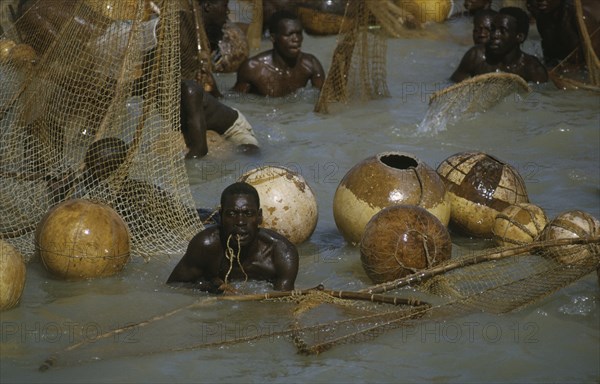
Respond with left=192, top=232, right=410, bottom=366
left=1, top=0, right=204, bottom=261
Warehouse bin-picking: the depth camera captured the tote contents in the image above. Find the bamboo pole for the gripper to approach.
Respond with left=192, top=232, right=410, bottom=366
left=360, top=237, right=600, bottom=294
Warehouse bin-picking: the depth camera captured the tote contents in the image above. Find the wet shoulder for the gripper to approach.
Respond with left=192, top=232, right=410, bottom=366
left=257, top=227, right=295, bottom=247
left=247, top=50, right=273, bottom=63
left=191, top=225, right=221, bottom=247
left=300, top=52, right=323, bottom=66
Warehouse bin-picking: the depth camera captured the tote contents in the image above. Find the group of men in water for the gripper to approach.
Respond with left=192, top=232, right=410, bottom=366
left=7, top=0, right=599, bottom=294
left=170, top=0, right=600, bottom=294
left=183, top=0, right=599, bottom=159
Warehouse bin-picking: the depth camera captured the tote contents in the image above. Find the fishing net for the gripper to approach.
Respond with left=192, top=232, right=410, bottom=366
left=32, top=237, right=598, bottom=368
left=548, top=0, right=600, bottom=90
left=417, top=72, right=532, bottom=133
left=280, top=238, right=600, bottom=354
left=0, top=0, right=205, bottom=261
left=314, top=1, right=394, bottom=113
left=314, top=0, right=452, bottom=113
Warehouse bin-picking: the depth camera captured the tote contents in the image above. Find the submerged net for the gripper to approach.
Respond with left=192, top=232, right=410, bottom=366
left=285, top=238, right=600, bottom=354
left=0, top=0, right=204, bottom=261
left=417, top=72, right=532, bottom=134
left=33, top=237, right=599, bottom=368
left=314, top=1, right=391, bottom=113
left=314, top=0, right=450, bottom=113
left=549, top=0, right=600, bottom=90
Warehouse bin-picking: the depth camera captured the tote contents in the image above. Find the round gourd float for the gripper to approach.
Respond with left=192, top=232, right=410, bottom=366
left=0, top=39, right=17, bottom=62
left=84, top=0, right=153, bottom=21
left=360, top=205, right=452, bottom=284
left=538, top=210, right=600, bottom=265
left=214, top=22, right=249, bottom=73
left=436, top=151, right=529, bottom=238
left=238, top=166, right=318, bottom=245
left=206, top=130, right=234, bottom=155
left=333, top=152, right=450, bottom=245
left=396, top=0, right=452, bottom=24
left=35, top=199, right=131, bottom=280
left=492, top=203, right=548, bottom=247
left=5, top=44, right=37, bottom=69
left=297, top=6, right=347, bottom=36
left=0, top=240, right=27, bottom=311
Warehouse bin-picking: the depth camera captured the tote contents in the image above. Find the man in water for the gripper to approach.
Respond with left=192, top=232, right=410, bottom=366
left=464, top=0, right=492, bottom=16
left=167, top=182, right=299, bottom=293
left=199, top=0, right=248, bottom=73
left=472, top=9, right=498, bottom=45
left=526, top=0, right=600, bottom=67
left=232, top=10, right=325, bottom=97
left=450, top=7, right=548, bottom=83
left=181, top=79, right=259, bottom=158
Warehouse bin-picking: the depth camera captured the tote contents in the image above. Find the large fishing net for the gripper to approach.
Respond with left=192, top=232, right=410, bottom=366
left=33, top=237, right=599, bottom=368
left=314, top=0, right=397, bottom=113
left=417, top=72, right=532, bottom=133
left=0, top=0, right=205, bottom=261
left=549, top=0, right=600, bottom=90
left=2, top=0, right=599, bottom=369
left=314, top=0, right=455, bottom=113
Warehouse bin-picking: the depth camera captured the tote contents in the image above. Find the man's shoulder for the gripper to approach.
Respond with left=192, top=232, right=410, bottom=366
left=522, top=52, right=544, bottom=66
left=300, top=51, right=322, bottom=64
left=258, top=228, right=296, bottom=248
left=460, top=45, right=486, bottom=63
left=247, top=49, right=273, bottom=62
left=469, top=44, right=486, bottom=54
left=192, top=225, right=221, bottom=244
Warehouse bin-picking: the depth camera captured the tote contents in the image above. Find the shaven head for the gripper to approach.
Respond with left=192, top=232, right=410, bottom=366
left=220, top=182, right=260, bottom=209
left=268, top=10, right=299, bottom=36
left=474, top=9, right=498, bottom=24
left=498, top=7, right=530, bottom=40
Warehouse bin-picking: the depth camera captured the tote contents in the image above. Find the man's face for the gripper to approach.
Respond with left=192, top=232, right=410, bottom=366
left=220, top=193, right=262, bottom=247
left=204, top=0, right=230, bottom=29
left=526, top=0, right=562, bottom=13
left=488, top=15, right=521, bottom=55
left=473, top=15, right=493, bottom=45
left=272, top=19, right=303, bottom=59
left=464, top=0, right=490, bottom=13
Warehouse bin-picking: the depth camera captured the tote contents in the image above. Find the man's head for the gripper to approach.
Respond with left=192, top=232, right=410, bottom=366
left=219, top=182, right=262, bottom=247
left=268, top=10, right=303, bottom=60
left=84, top=137, right=129, bottom=182
left=464, top=0, right=492, bottom=15
left=200, top=0, right=230, bottom=31
left=499, top=7, right=530, bottom=39
left=473, top=9, right=498, bottom=45
left=526, top=0, right=563, bottom=14
left=488, top=7, right=529, bottom=54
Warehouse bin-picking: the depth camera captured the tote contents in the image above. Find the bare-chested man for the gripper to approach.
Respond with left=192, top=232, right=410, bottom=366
left=526, top=0, right=600, bottom=67
left=464, top=0, right=492, bottom=16
left=450, top=7, right=548, bottom=83
left=181, top=79, right=259, bottom=158
left=167, top=182, right=299, bottom=293
left=232, top=10, right=325, bottom=97
left=472, top=9, right=498, bottom=45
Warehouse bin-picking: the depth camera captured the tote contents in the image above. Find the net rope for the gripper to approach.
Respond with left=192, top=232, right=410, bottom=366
left=1, top=0, right=204, bottom=261
left=32, top=238, right=599, bottom=367
left=417, top=72, right=532, bottom=134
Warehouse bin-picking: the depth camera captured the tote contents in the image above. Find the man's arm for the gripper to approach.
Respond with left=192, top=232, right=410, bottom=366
left=271, top=241, right=299, bottom=291
left=166, top=229, right=225, bottom=292
left=180, top=80, right=208, bottom=158
left=232, top=59, right=254, bottom=93
left=309, top=55, right=326, bottom=90
left=524, top=56, right=549, bottom=83
left=450, top=47, right=479, bottom=83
